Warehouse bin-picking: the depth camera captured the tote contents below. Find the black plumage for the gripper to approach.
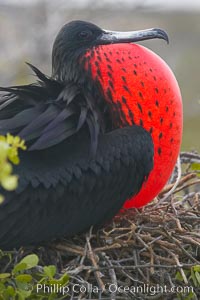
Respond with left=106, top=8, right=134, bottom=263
left=0, top=21, right=154, bottom=249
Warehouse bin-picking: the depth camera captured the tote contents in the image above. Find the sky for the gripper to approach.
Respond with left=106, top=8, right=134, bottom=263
left=0, top=0, right=200, bottom=10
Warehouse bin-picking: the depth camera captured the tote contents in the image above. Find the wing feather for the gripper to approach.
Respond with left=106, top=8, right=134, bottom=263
left=0, top=125, right=154, bottom=249
left=0, top=64, right=103, bottom=153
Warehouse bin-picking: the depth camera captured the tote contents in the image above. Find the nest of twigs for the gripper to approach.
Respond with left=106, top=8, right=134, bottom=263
left=2, top=152, right=200, bottom=299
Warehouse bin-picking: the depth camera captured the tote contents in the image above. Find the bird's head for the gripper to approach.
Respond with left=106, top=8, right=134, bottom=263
left=52, top=20, right=168, bottom=83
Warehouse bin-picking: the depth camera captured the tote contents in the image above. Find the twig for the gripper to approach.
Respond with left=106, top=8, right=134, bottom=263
left=159, top=173, right=197, bottom=197
left=170, top=252, right=188, bottom=285
left=155, top=156, right=181, bottom=207
left=174, top=179, right=200, bottom=193
left=103, top=254, right=118, bottom=300
left=86, top=228, right=106, bottom=293
left=54, top=243, right=84, bottom=256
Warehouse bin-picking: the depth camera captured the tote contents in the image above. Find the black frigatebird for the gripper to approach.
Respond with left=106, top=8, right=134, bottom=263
left=0, top=20, right=174, bottom=249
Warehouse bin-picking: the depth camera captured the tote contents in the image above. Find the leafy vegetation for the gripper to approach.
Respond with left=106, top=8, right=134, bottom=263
left=191, top=162, right=200, bottom=177
left=0, top=253, right=69, bottom=300
left=176, top=265, right=200, bottom=300
left=0, top=134, right=26, bottom=203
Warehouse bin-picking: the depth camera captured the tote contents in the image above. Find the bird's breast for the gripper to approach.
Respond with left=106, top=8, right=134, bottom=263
left=81, top=43, right=183, bottom=207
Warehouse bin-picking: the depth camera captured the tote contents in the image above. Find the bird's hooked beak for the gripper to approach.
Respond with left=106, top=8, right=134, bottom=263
left=98, top=28, right=169, bottom=44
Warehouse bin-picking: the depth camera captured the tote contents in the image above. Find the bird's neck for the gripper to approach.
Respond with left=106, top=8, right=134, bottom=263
left=52, top=53, right=113, bottom=133
left=80, top=48, right=132, bottom=130
left=52, top=50, right=82, bottom=83
left=52, top=48, right=130, bottom=132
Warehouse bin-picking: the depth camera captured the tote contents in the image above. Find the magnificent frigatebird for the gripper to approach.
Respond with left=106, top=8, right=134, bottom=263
left=0, top=20, right=182, bottom=249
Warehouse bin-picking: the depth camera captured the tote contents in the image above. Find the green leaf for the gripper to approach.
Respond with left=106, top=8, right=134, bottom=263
left=47, top=273, right=69, bottom=287
left=16, top=274, right=33, bottom=283
left=183, top=291, right=197, bottom=300
left=0, top=282, right=5, bottom=290
left=0, top=195, right=4, bottom=204
left=195, top=271, right=200, bottom=286
left=13, top=263, right=28, bottom=274
left=191, top=162, right=200, bottom=171
left=191, top=163, right=200, bottom=177
left=19, top=254, right=39, bottom=269
left=0, top=273, right=10, bottom=279
left=193, top=265, right=200, bottom=272
left=1, top=175, right=18, bottom=191
left=47, top=279, right=60, bottom=285
left=15, top=280, right=32, bottom=295
left=0, top=135, right=26, bottom=193
left=44, top=265, right=56, bottom=279
left=176, top=271, right=184, bottom=282
left=190, top=267, right=198, bottom=287
left=59, top=273, right=69, bottom=285
left=13, top=254, right=39, bottom=273
left=6, top=286, right=15, bottom=297
left=16, top=289, right=32, bottom=300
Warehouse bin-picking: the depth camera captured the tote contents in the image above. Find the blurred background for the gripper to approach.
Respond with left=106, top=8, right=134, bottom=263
left=0, top=0, right=199, bottom=151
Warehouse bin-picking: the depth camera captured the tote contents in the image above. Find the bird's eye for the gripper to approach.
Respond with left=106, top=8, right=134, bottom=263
left=79, top=30, right=92, bottom=39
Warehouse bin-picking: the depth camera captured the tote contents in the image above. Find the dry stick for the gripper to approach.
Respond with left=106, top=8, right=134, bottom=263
left=178, top=235, right=200, bottom=247
left=94, top=243, right=122, bottom=253
left=174, top=179, right=200, bottom=193
left=155, top=156, right=182, bottom=207
left=67, top=265, right=92, bottom=275
left=195, top=192, right=200, bottom=204
left=103, top=226, right=130, bottom=236
left=187, top=232, right=200, bottom=239
left=54, top=243, right=84, bottom=256
left=180, top=151, right=200, bottom=163
left=139, top=235, right=163, bottom=256
left=115, top=260, right=145, bottom=285
left=147, top=235, right=163, bottom=245
left=93, top=263, right=195, bottom=271
left=78, top=294, right=83, bottom=300
left=133, top=250, right=147, bottom=282
left=170, top=196, right=178, bottom=216
left=86, top=230, right=106, bottom=293
left=159, top=173, right=197, bottom=197
left=170, top=251, right=188, bottom=285
left=144, top=293, right=167, bottom=300
left=80, top=243, right=87, bottom=265
left=140, top=251, right=176, bottom=264
left=167, top=272, right=176, bottom=289
left=103, top=254, right=118, bottom=300
left=182, top=192, right=196, bottom=202
left=137, top=227, right=170, bottom=237
left=135, top=233, right=156, bottom=274
left=139, top=234, right=182, bottom=251
left=151, top=244, right=191, bottom=287
left=135, top=233, right=150, bottom=250
left=117, top=230, right=135, bottom=242
left=170, top=216, right=185, bottom=232
left=168, top=235, right=200, bottom=264
left=149, top=247, right=155, bottom=275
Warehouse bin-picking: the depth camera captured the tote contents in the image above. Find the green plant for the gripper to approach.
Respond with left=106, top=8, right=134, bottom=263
left=176, top=265, right=200, bottom=299
left=0, top=134, right=26, bottom=203
left=191, top=162, right=200, bottom=177
left=0, top=254, right=69, bottom=300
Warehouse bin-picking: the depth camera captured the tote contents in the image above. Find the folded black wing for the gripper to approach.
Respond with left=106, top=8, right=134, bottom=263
left=0, top=125, right=153, bottom=249
left=0, top=64, right=101, bottom=154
